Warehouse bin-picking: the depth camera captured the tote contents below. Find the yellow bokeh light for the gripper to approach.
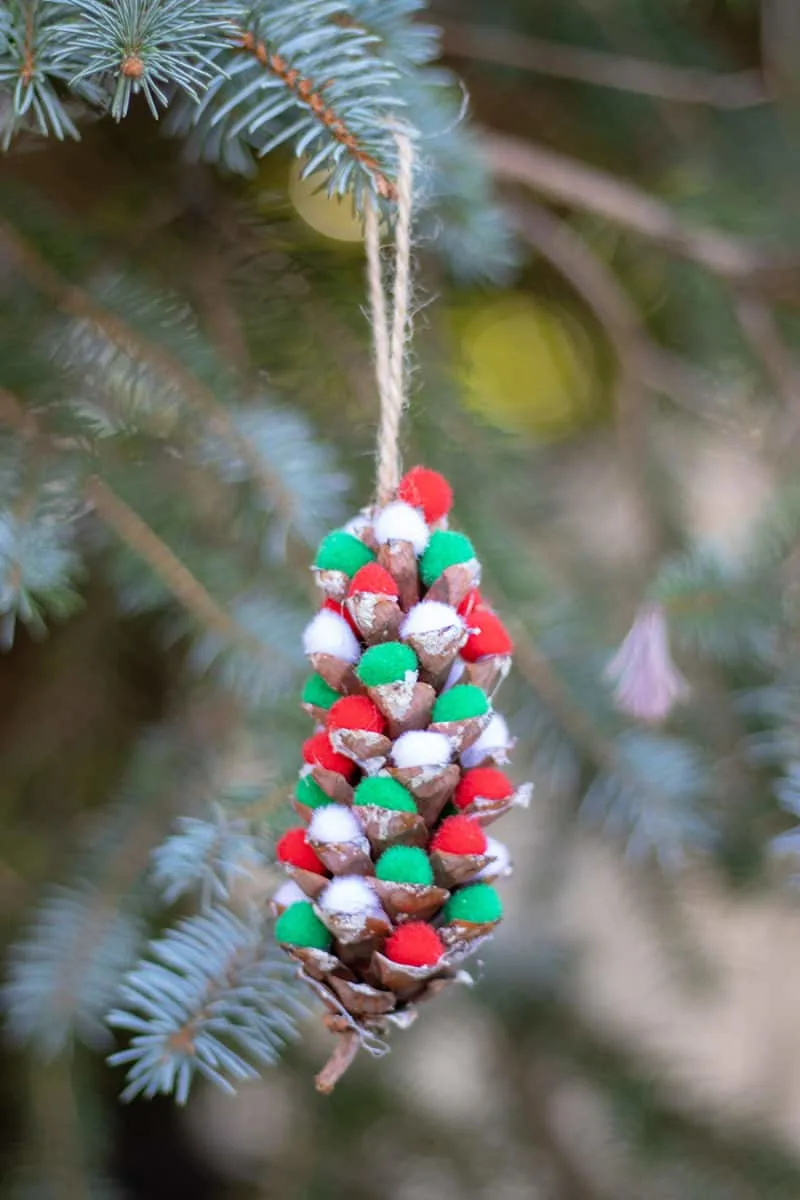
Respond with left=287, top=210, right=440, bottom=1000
left=456, top=295, right=597, bottom=439
left=288, top=161, right=364, bottom=243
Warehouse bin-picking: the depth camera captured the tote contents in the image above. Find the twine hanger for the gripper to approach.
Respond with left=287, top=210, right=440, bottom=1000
left=364, top=131, right=414, bottom=507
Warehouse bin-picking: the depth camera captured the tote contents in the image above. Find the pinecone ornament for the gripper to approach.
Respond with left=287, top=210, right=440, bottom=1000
left=273, top=467, right=531, bottom=1092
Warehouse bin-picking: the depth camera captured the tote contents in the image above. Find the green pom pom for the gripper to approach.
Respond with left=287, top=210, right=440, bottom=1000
left=353, top=776, right=417, bottom=813
left=420, top=531, right=476, bottom=588
left=375, top=845, right=434, bottom=885
left=296, top=775, right=333, bottom=810
left=442, top=883, right=503, bottom=924
left=315, top=531, right=375, bottom=576
left=356, top=641, right=418, bottom=687
left=301, top=673, right=339, bottom=710
left=275, top=901, right=332, bottom=950
left=432, top=684, right=490, bottom=723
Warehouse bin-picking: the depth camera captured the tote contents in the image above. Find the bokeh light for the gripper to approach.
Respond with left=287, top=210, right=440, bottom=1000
left=288, top=160, right=364, bottom=243
left=455, top=295, right=597, bottom=438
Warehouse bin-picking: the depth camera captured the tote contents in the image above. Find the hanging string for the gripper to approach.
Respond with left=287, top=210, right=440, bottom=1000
left=365, top=131, right=414, bottom=506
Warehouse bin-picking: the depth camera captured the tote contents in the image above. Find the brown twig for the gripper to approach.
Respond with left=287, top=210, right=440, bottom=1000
left=236, top=29, right=396, bottom=200
left=483, top=133, right=797, bottom=289
left=0, top=217, right=298, bottom=526
left=86, top=475, right=269, bottom=658
left=442, top=21, right=769, bottom=110
left=314, top=1028, right=361, bottom=1093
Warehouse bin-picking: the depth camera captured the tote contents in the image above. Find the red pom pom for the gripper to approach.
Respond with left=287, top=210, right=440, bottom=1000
left=398, top=466, right=453, bottom=524
left=302, top=732, right=357, bottom=778
left=276, top=828, right=326, bottom=874
left=327, top=695, right=386, bottom=733
left=430, top=814, right=487, bottom=855
left=457, top=589, right=484, bottom=619
left=454, top=768, right=515, bottom=810
left=322, top=596, right=359, bottom=636
left=347, top=563, right=400, bottom=598
left=462, top=609, right=514, bottom=661
left=384, top=921, right=444, bottom=968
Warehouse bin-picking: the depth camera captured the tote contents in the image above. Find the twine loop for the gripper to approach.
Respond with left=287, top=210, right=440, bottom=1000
left=364, top=131, right=414, bottom=506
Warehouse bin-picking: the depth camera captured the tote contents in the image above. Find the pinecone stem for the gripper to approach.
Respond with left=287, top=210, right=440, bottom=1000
left=314, top=1030, right=361, bottom=1094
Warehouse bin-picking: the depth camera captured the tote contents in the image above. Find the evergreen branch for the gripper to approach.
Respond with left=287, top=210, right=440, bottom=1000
left=107, top=906, right=307, bottom=1102
left=443, top=21, right=769, bottom=110
left=4, top=884, right=143, bottom=1056
left=0, top=218, right=299, bottom=526
left=86, top=475, right=266, bottom=655
left=57, top=0, right=236, bottom=120
left=483, top=132, right=800, bottom=288
left=151, top=811, right=267, bottom=908
left=236, top=26, right=397, bottom=200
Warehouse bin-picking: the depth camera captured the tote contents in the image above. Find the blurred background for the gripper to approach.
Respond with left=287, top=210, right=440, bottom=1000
left=4, top=0, right=800, bottom=1197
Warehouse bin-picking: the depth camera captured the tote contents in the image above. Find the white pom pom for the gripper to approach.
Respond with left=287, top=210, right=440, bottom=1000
left=392, top=730, right=452, bottom=769
left=373, top=501, right=429, bottom=555
left=318, top=875, right=382, bottom=917
left=477, top=837, right=512, bottom=879
left=271, top=880, right=306, bottom=910
left=461, top=713, right=511, bottom=768
left=401, top=600, right=464, bottom=638
left=343, top=512, right=371, bottom=540
left=308, top=804, right=362, bottom=845
left=303, top=609, right=361, bottom=663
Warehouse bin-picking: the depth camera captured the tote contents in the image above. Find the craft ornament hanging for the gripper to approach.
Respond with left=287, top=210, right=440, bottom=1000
left=271, top=133, right=532, bottom=1093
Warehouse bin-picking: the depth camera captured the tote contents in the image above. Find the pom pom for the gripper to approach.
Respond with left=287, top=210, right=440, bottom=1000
left=454, top=767, right=515, bottom=810
left=318, top=875, right=382, bottom=917
left=308, top=804, right=363, bottom=845
left=460, top=713, right=511, bottom=768
left=400, top=600, right=464, bottom=637
left=420, top=531, right=476, bottom=588
left=373, top=501, right=430, bottom=556
left=457, top=589, right=483, bottom=618
left=478, top=838, right=511, bottom=879
left=276, top=828, right=327, bottom=874
left=353, top=776, right=417, bottom=813
left=275, top=901, right=332, bottom=950
left=347, top=563, right=400, bottom=598
left=302, top=673, right=339, bottom=711
left=431, top=815, right=487, bottom=856
left=322, top=596, right=360, bottom=636
left=442, top=883, right=503, bottom=924
left=375, top=845, right=434, bottom=885
left=398, top=467, right=453, bottom=525
left=356, top=641, right=418, bottom=687
left=432, top=684, right=490, bottom=723
left=392, top=730, right=452, bottom=769
left=303, top=609, right=361, bottom=663
left=462, top=609, right=514, bottom=661
left=384, top=921, right=444, bottom=968
left=271, top=879, right=306, bottom=910
left=315, top=530, right=375, bottom=576
left=327, top=695, right=386, bottom=734
left=296, top=775, right=334, bottom=810
left=302, top=732, right=357, bottom=778
left=343, top=512, right=371, bottom=539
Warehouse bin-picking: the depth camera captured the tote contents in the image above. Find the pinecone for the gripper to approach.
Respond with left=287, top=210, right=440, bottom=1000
left=272, top=466, right=532, bottom=1092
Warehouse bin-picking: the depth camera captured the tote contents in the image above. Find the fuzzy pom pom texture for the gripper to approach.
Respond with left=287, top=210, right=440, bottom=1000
left=278, top=467, right=531, bottom=1089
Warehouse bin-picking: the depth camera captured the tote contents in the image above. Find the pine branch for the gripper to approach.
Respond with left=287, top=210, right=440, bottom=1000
left=107, top=906, right=307, bottom=1102
left=235, top=26, right=397, bottom=200
left=0, top=216, right=300, bottom=526
left=86, top=475, right=266, bottom=653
